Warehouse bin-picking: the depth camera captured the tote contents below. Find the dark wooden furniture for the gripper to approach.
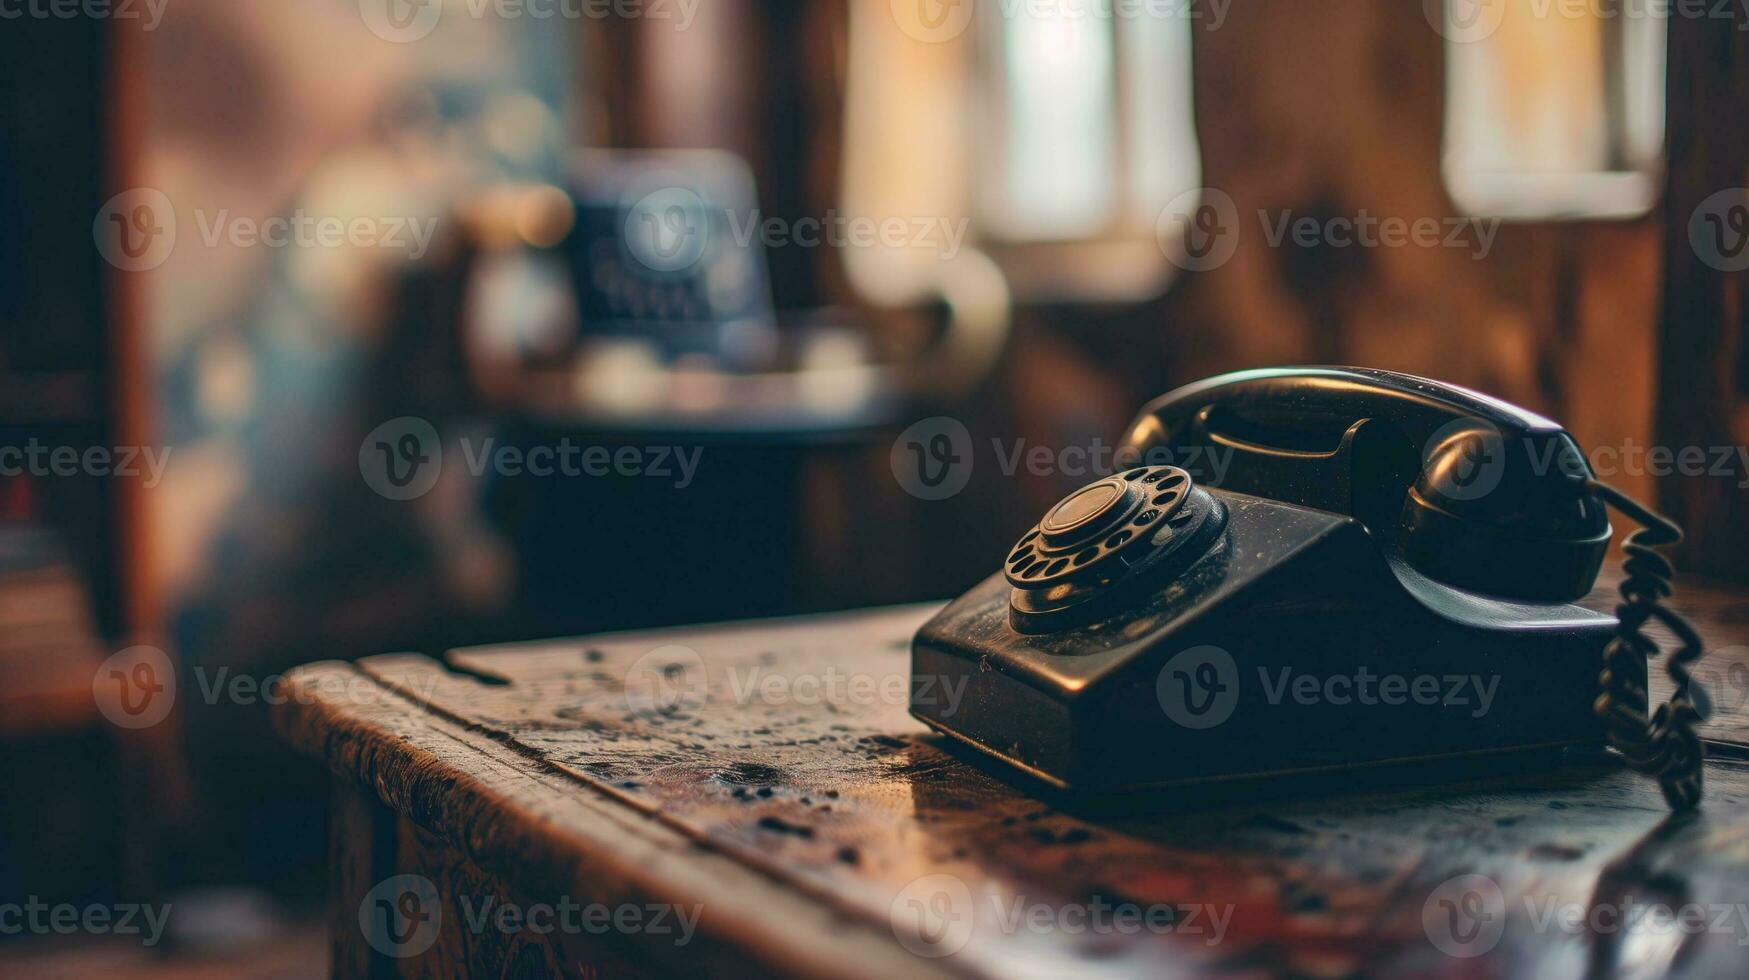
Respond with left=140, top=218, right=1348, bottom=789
left=1658, top=13, right=1749, bottom=580
left=278, top=581, right=1749, bottom=978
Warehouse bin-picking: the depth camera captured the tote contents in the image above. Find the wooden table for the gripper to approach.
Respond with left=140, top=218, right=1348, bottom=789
left=277, top=584, right=1749, bottom=979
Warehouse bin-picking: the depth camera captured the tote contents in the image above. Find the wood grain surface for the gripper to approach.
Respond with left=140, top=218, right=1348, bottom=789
left=279, top=582, right=1749, bottom=979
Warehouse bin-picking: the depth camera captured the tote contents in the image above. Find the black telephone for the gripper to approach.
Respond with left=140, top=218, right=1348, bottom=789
left=912, top=368, right=1708, bottom=809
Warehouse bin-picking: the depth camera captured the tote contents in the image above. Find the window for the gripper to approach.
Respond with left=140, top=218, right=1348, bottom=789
left=1441, top=0, right=1667, bottom=219
left=842, top=0, right=1202, bottom=302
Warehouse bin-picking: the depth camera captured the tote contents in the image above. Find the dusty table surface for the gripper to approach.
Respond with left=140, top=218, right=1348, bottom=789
left=279, top=580, right=1749, bottom=979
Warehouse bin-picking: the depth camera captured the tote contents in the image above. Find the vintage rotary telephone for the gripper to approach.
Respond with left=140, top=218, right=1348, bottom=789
left=912, top=368, right=1709, bottom=810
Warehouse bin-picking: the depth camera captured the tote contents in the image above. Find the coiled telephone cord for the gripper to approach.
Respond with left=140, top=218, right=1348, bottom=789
left=1588, top=480, right=1708, bottom=811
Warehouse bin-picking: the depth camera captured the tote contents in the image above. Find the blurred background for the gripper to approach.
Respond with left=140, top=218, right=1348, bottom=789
left=3, top=0, right=1747, bottom=974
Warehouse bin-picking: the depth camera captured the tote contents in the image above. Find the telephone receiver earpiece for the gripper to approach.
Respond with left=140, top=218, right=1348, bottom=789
left=1118, top=367, right=1611, bottom=602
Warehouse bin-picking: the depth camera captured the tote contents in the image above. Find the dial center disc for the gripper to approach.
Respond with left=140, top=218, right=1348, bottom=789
left=1041, top=478, right=1126, bottom=541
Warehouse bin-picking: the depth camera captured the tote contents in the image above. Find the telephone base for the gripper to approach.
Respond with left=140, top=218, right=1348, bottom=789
left=911, top=491, right=1633, bottom=795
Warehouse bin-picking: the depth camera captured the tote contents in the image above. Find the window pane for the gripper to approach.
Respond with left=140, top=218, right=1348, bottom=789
left=1442, top=0, right=1666, bottom=218
left=1123, top=7, right=1202, bottom=221
left=984, top=10, right=1118, bottom=240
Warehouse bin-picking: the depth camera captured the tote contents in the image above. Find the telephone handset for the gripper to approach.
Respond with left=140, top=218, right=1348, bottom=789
left=912, top=368, right=1708, bottom=810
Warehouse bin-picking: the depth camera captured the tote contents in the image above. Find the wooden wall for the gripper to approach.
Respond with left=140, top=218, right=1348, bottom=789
left=1659, top=14, right=1749, bottom=580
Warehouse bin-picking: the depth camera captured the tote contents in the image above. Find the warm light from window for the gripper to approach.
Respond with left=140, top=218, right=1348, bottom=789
left=980, top=11, right=1118, bottom=240
left=1442, top=0, right=1667, bottom=219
